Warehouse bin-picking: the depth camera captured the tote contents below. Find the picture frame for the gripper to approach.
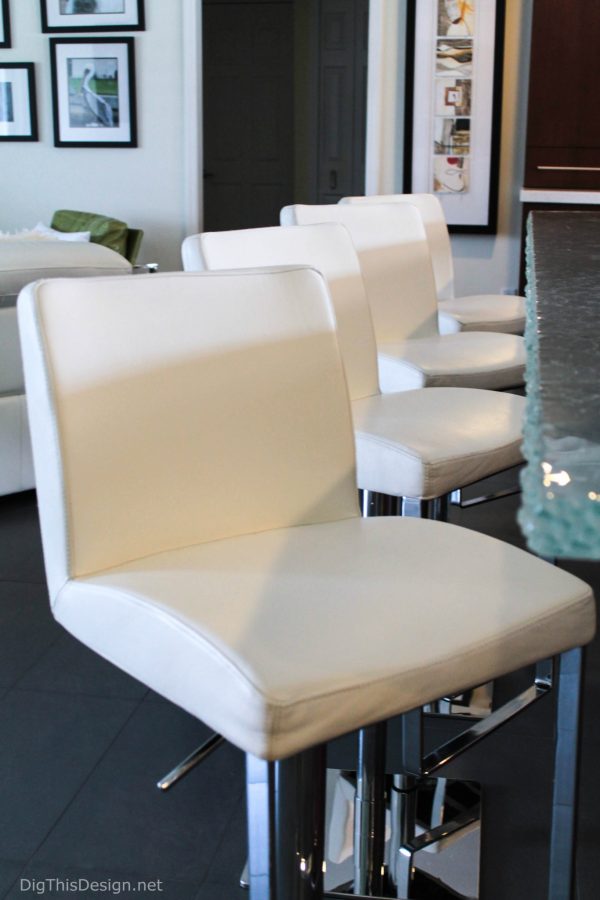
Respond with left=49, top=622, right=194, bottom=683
left=0, top=0, right=11, bottom=49
left=40, top=0, right=144, bottom=34
left=49, top=37, right=137, bottom=148
left=404, top=0, right=506, bottom=234
left=0, top=64, right=38, bottom=142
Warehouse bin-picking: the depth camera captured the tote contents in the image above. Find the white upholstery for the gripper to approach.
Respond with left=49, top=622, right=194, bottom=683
left=281, top=204, right=526, bottom=391
left=340, top=194, right=526, bottom=334
left=352, top=387, right=522, bottom=499
left=0, top=240, right=131, bottom=496
left=377, top=333, right=525, bottom=393
left=18, top=267, right=595, bottom=762
left=51, top=517, right=594, bottom=761
left=18, top=268, right=358, bottom=596
left=0, top=240, right=130, bottom=304
left=281, top=205, right=441, bottom=343
left=183, top=224, right=380, bottom=401
left=437, top=294, right=526, bottom=334
left=183, top=226, right=524, bottom=499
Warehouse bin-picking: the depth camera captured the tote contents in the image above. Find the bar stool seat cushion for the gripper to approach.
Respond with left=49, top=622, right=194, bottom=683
left=378, top=332, right=525, bottom=392
left=53, top=516, right=594, bottom=761
left=438, top=294, right=526, bottom=334
left=352, top=387, right=524, bottom=499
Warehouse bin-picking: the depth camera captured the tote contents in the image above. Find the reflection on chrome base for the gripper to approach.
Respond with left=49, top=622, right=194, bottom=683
left=241, top=772, right=480, bottom=898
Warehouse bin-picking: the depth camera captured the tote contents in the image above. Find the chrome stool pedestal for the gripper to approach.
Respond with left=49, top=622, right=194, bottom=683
left=246, top=746, right=327, bottom=900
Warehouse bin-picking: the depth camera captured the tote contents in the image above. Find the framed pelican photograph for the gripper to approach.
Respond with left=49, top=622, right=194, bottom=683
left=0, top=0, right=11, bottom=49
left=0, top=64, right=38, bottom=142
left=40, top=0, right=145, bottom=33
left=49, top=37, right=137, bottom=147
left=404, top=0, right=506, bottom=233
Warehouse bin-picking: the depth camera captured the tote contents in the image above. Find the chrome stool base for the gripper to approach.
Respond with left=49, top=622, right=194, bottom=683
left=246, top=745, right=327, bottom=900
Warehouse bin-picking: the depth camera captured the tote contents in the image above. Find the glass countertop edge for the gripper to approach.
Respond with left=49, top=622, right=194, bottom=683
left=518, top=213, right=600, bottom=559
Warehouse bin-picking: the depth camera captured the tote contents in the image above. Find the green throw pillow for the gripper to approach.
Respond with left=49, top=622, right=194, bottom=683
left=51, top=210, right=129, bottom=259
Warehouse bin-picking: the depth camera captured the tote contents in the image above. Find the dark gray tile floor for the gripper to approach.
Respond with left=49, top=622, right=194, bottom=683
left=0, top=484, right=598, bottom=899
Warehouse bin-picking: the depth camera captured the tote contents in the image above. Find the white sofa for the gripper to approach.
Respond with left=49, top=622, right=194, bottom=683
left=0, top=240, right=131, bottom=495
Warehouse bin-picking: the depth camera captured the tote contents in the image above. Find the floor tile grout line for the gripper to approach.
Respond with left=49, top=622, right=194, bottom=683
left=0, top=631, right=65, bottom=693
left=3, top=613, right=146, bottom=701
left=4, top=683, right=149, bottom=704
left=7, top=694, right=148, bottom=889
left=0, top=859, right=30, bottom=900
left=0, top=578, right=46, bottom=587
left=193, top=782, right=247, bottom=899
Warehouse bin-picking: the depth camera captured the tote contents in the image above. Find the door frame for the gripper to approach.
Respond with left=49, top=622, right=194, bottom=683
left=364, top=0, right=404, bottom=196
left=182, top=0, right=401, bottom=235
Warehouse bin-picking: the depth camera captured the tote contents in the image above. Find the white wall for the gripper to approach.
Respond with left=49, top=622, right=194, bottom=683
left=0, top=0, right=189, bottom=271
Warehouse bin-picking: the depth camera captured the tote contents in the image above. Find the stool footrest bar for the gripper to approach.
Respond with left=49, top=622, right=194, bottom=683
left=156, top=732, right=225, bottom=791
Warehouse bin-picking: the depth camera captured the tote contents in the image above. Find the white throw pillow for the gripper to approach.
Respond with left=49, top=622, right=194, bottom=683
left=0, top=224, right=92, bottom=242
left=0, top=229, right=52, bottom=241
left=33, top=222, right=92, bottom=242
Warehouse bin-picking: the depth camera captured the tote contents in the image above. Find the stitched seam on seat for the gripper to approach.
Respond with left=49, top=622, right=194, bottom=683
left=355, top=431, right=426, bottom=462
left=445, top=315, right=523, bottom=326
left=269, top=587, right=594, bottom=715
left=454, top=294, right=525, bottom=302
left=425, top=368, right=524, bottom=386
left=418, top=360, right=524, bottom=375
left=59, top=579, right=274, bottom=696
left=355, top=431, right=522, bottom=467
left=65, top=577, right=592, bottom=710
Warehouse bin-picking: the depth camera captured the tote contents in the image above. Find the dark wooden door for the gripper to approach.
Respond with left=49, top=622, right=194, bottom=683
left=316, top=0, right=369, bottom=203
left=525, top=0, right=600, bottom=190
left=202, top=0, right=368, bottom=229
left=203, top=0, right=295, bottom=230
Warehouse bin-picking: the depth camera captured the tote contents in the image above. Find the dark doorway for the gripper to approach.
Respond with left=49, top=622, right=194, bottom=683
left=202, top=0, right=368, bottom=231
left=202, top=0, right=295, bottom=231
left=313, top=0, right=369, bottom=203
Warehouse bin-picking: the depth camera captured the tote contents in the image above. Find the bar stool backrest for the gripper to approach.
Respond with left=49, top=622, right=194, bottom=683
left=340, top=193, right=456, bottom=300
left=183, top=223, right=380, bottom=401
left=17, top=268, right=359, bottom=598
left=281, top=203, right=440, bottom=344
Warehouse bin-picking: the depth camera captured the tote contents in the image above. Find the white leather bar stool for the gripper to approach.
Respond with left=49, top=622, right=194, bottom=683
left=281, top=204, right=525, bottom=394
left=340, top=193, right=525, bottom=335
left=182, top=224, right=524, bottom=519
left=18, top=268, right=595, bottom=900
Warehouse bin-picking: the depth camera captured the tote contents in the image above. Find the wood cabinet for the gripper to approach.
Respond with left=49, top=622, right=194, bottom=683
left=524, top=0, right=600, bottom=190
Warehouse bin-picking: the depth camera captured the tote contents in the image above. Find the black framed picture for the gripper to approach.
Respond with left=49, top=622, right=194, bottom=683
left=404, top=0, right=506, bottom=234
left=0, top=0, right=11, bottom=49
left=40, top=0, right=145, bottom=34
left=0, top=63, right=38, bottom=142
left=49, top=37, right=137, bottom=148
